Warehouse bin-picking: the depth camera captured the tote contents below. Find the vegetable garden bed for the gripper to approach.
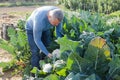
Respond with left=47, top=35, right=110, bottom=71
left=0, top=8, right=120, bottom=80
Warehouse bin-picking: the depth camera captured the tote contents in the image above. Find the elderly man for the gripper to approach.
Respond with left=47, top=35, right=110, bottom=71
left=25, top=6, right=64, bottom=69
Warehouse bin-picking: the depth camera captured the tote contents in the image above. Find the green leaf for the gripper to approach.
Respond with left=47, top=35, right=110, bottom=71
left=0, top=60, right=16, bottom=71
left=108, top=55, right=120, bottom=78
left=56, top=68, right=67, bottom=76
left=113, top=75, right=120, bottom=80
left=67, top=53, right=92, bottom=73
left=30, top=67, right=47, bottom=77
left=84, top=37, right=111, bottom=63
left=0, top=39, right=15, bottom=54
left=79, top=19, right=88, bottom=32
left=30, top=67, right=38, bottom=74
left=65, top=72, right=87, bottom=80
left=84, top=37, right=111, bottom=78
left=85, top=74, right=97, bottom=80
left=70, top=29, right=75, bottom=37
left=39, top=60, right=46, bottom=69
left=43, top=74, right=59, bottom=80
left=72, top=73, right=82, bottom=80
left=79, top=31, right=95, bottom=45
left=63, top=23, right=68, bottom=32
left=7, top=27, right=17, bottom=46
left=56, top=35, right=80, bottom=53
left=65, top=72, right=74, bottom=80
left=17, top=31, right=27, bottom=47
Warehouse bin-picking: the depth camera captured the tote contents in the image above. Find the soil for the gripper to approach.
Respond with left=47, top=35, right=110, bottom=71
left=0, top=6, right=37, bottom=80
left=0, top=6, right=37, bottom=27
left=0, top=48, right=22, bottom=80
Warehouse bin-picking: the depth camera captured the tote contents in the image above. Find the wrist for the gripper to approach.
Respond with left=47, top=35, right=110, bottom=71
left=47, top=53, right=52, bottom=58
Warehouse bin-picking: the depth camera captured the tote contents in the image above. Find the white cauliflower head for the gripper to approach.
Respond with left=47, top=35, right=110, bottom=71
left=52, top=49, right=60, bottom=59
left=54, top=60, right=66, bottom=69
left=42, top=63, right=52, bottom=73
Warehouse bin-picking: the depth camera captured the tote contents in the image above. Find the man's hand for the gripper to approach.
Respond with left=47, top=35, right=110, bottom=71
left=47, top=53, right=52, bottom=58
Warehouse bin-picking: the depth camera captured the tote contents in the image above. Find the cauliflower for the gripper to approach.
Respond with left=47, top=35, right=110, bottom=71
left=42, top=63, right=52, bottom=73
left=54, top=60, right=66, bottom=70
left=52, top=49, right=60, bottom=59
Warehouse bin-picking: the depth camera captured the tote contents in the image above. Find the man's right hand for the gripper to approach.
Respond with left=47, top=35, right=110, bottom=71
left=47, top=53, right=52, bottom=58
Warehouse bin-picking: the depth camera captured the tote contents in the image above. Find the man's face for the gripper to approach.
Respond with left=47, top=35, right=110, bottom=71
left=49, top=17, right=60, bottom=26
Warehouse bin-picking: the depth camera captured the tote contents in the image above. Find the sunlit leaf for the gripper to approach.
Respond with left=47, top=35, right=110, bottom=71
left=43, top=74, right=59, bottom=80
left=56, top=35, right=80, bottom=53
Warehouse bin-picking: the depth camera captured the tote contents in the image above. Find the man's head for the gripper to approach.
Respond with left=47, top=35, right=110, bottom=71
left=48, top=8, right=64, bottom=26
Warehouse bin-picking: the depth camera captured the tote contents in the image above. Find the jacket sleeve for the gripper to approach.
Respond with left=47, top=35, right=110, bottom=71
left=56, top=22, right=64, bottom=38
left=33, top=19, right=49, bottom=55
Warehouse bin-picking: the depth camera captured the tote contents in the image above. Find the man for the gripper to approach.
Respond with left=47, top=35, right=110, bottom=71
left=25, top=6, right=64, bottom=69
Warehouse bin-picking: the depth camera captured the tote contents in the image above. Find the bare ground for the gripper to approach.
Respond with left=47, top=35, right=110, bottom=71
left=0, top=48, right=22, bottom=80
left=0, top=6, right=37, bottom=80
left=0, top=6, right=37, bottom=27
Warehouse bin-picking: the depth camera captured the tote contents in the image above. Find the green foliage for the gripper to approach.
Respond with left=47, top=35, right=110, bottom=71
left=1, top=9, right=120, bottom=80
left=84, top=37, right=111, bottom=61
left=0, top=1, right=54, bottom=7
left=57, top=35, right=80, bottom=53
left=67, top=53, right=92, bottom=73
left=80, top=11, right=108, bottom=32
left=108, top=55, right=120, bottom=79
left=17, top=20, right=26, bottom=30
left=7, top=27, right=17, bottom=47
left=0, top=19, right=31, bottom=76
left=0, top=39, right=15, bottom=55
left=7, top=19, right=30, bottom=62
left=65, top=72, right=87, bottom=80
left=84, top=37, right=111, bottom=78
left=106, top=11, right=120, bottom=18
left=115, top=38, right=120, bottom=55
left=65, top=72, right=100, bottom=80
left=85, top=74, right=100, bottom=80
left=63, top=15, right=88, bottom=41
left=56, top=68, right=67, bottom=76
left=43, top=74, right=60, bottom=80
left=56, top=35, right=82, bottom=61
left=60, top=0, right=120, bottom=13
left=0, top=60, right=17, bottom=72
left=79, top=31, right=96, bottom=46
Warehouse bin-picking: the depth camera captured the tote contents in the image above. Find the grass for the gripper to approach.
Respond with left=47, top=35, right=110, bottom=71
left=8, top=11, right=32, bottom=18
left=0, top=1, right=57, bottom=7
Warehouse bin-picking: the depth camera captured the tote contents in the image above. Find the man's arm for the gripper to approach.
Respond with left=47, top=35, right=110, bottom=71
left=33, top=20, right=49, bottom=56
left=56, top=23, right=64, bottom=38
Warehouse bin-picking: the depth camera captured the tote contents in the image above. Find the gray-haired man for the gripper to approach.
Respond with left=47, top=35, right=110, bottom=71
left=25, top=6, right=64, bottom=69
